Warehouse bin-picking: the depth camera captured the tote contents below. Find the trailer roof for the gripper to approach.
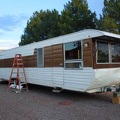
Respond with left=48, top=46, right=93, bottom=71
left=0, top=29, right=120, bottom=59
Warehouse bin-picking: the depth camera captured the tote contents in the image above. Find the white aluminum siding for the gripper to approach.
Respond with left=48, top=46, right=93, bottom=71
left=87, top=68, right=120, bottom=91
left=63, top=68, right=94, bottom=91
left=0, top=67, right=94, bottom=92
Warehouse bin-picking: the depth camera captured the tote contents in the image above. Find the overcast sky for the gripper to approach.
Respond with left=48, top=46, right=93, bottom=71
left=0, top=0, right=104, bottom=50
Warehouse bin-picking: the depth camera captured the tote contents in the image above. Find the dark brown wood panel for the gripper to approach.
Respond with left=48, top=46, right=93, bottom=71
left=44, top=60, right=52, bottom=67
left=27, top=61, right=36, bottom=67
left=0, top=59, right=4, bottom=67
left=44, top=50, right=52, bottom=55
left=44, top=44, right=64, bottom=67
left=53, top=56, right=63, bottom=60
left=34, top=48, right=37, bottom=55
left=83, top=39, right=93, bottom=67
left=52, top=44, right=63, bottom=50
left=44, top=46, right=52, bottom=51
left=1, top=55, right=37, bottom=68
left=52, top=49, right=63, bottom=54
left=94, top=64, right=120, bottom=68
left=52, top=59, right=64, bottom=67
left=52, top=44, right=63, bottom=67
left=44, top=46, right=53, bottom=67
left=2, top=58, right=13, bottom=67
left=83, top=51, right=92, bottom=57
left=44, top=55, right=52, bottom=59
left=83, top=58, right=93, bottom=67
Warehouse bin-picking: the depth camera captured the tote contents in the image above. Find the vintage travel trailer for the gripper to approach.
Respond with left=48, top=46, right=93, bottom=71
left=0, top=29, right=120, bottom=93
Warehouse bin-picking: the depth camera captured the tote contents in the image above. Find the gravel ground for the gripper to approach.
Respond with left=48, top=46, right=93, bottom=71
left=0, top=81, right=120, bottom=120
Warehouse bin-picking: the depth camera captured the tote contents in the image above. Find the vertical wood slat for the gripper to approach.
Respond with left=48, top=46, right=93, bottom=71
left=83, top=39, right=93, bottom=67
left=44, top=46, right=52, bottom=67
left=52, top=44, right=64, bottom=67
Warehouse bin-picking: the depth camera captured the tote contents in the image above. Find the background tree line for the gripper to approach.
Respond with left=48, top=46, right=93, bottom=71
left=19, top=0, right=120, bottom=46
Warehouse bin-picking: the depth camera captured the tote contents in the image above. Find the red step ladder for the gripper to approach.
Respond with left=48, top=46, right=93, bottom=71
left=8, top=54, right=28, bottom=92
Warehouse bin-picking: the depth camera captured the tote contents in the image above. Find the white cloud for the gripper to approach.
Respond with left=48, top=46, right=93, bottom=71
left=0, top=14, right=28, bottom=50
left=0, top=39, right=19, bottom=50
left=0, top=26, right=21, bottom=49
left=0, top=14, right=29, bottom=31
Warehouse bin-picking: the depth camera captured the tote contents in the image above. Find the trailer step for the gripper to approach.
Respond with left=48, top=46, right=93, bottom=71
left=52, top=87, right=63, bottom=93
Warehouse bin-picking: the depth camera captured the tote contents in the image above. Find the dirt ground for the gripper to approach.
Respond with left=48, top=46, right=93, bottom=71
left=0, top=81, right=120, bottom=120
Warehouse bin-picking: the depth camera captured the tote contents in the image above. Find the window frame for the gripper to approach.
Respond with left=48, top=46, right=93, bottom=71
left=64, top=60, right=83, bottom=70
left=96, top=41, right=120, bottom=64
left=64, top=40, right=83, bottom=69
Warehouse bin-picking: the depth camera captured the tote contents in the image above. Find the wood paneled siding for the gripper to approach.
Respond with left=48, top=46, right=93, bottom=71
left=0, top=44, right=63, bottom=68
left=0, top=55, right=37, bottom=68
left=44, top=44, right=64, bottom=67
left=44, top=46, right=53, bottom=67
left=0, top=58, right=13, bottom=68
left=23, top=55, right=37, bottom=67
left=83, top=39, right=93, bottom=67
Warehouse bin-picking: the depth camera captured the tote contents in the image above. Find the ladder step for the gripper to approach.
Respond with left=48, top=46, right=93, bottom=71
left=20, top=83, right=26, bottom=85
left=19, top=72, right=24, bottom=74
left=10, top=82, right=15, bottom=84
left=17, top=63, right=23, bottom=65
left=17, top=59, right=22, bottom=61
left=52, top=88, right=63, bottom=93
left=12, top=72, right=17, bottom=74
left=12, top=71, right=24, bottom=72
left=11, top=72, right=24, bottom=75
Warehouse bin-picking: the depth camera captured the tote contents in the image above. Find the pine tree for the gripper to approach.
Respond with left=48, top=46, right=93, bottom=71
left=19, top=9, right=60, bottom=46
left=58, top=0, right=97, bottom=35
left=99, top=0, right=120, bottom=34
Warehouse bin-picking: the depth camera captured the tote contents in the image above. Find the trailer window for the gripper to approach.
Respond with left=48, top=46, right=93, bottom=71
left=97, top=42, right=120, bottom=63
left=37, top=48, right=44, bottom=67
left=64, top=41, right=83, bottom=69
left=65, top=41, right=81, bottom=60
left=65, top=61, right=83, bottom=69
left=97, top=42, right=109, bottom=63
left=111, top=43, right=120, bottom=63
